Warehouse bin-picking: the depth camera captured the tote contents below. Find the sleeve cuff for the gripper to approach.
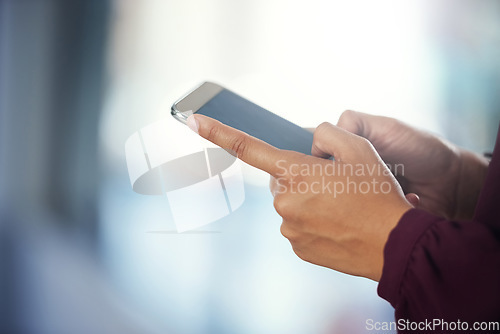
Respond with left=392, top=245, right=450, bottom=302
left=377, top=208, right=442, bottom=307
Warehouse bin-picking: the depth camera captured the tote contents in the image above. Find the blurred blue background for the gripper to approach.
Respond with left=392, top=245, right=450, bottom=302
left=1, top=0, right=499, bottom=333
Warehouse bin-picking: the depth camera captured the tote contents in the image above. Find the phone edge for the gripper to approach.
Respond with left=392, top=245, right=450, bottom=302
left=171, top=81, right=223, bottom=124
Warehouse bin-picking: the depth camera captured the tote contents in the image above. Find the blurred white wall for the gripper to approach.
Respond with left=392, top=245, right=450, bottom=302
left=101, top=0, right=440, bottom=160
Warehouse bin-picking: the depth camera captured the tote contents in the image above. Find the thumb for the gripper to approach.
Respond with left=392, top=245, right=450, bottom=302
left=337, top=110, right=392, bottom=142
left=311, top=121, right=377, bottom=162
left=337, top=110, right=406, bottom=153
left=336, top=110, right=366, bottom=135
left=337, top=110, right=393, bottom=143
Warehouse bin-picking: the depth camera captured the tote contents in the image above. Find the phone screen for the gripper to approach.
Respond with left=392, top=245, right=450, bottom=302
left=196, top=89, right=313, bottom=155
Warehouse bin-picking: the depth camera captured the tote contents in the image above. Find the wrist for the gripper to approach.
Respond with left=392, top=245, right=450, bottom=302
left=368, top=199, right=413, bottom=281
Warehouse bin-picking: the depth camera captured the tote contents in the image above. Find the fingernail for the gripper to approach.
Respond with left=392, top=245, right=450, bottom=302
left=186, top=115, right=199, bottom=134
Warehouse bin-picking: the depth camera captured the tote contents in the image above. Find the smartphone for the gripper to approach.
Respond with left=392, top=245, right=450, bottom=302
left=171, top=82, right=313, bottom=155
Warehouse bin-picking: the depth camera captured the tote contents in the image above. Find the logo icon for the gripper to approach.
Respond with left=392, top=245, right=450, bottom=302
left=125, top=117, right=245, bottom=232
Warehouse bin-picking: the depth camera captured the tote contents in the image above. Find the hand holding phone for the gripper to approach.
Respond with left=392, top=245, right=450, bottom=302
left=182, top=105, right=414, bottom=281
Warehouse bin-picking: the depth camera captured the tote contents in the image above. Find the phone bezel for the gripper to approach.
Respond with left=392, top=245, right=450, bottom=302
left=171, top=81, right=224, bottom=124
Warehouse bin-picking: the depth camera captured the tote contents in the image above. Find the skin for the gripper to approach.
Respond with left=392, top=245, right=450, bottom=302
left=336, top=110, right=489, bottom=221
left=186, top=110, right=489, bottom=281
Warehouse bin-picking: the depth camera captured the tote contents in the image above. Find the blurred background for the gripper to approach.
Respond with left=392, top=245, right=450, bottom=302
left=1, top=0, right=499, bottom=333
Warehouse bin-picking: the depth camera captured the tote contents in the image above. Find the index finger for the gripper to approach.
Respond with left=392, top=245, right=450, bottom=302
left=187, top=114, right=291, bottom=177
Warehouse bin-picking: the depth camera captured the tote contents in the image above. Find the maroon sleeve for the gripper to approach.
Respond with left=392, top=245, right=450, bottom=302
left=378, top=126, right=500, bottom=331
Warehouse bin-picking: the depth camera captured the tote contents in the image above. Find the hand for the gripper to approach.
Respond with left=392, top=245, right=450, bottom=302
left=337, top=110, right=489, bottom=220
left=187, top=114, right=412, bottom=281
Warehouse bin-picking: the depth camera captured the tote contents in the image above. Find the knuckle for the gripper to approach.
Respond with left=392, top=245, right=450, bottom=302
left=315, top=122, right=333, bottom=137
left=280, top=223, right=291, bottom=239
left=337, top=110, right=354, bottom=127
left=280, top=223, right=300, bottom=242
left=273, top=196, right=294, bottom=219
left=206, top=125, right=220, bottom=143
left=273, top=197, right=287, bottom=217
left=229, top=134, right=249, bottom=158
left=338, top=110, right=361, bottom=134
left=340, top=109, right=356, bottom=120
left=312, top=122, right=333, bottom=149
